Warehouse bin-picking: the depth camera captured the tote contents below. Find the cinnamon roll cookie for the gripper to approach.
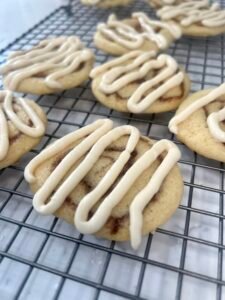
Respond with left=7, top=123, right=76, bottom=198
left=90, top=51, right=190, bottom=114
left=0, top=91, right=47, bottom=169
left=0, top=37, right=95, bottom=95
left=169, top=82, right=225, bottom=162
left=24, top=119, right=183, bottom=249
left=81, top=0, right=133, bottom=8
left=157, top=0, right=225, bottom=37
left=94, top=12, right=182, bottom=56
left=147, top=0, right=183, bottom=9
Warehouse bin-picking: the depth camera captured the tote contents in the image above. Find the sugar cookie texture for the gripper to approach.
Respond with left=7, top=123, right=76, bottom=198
left=169, top=82, right=225, bottom=162
left=157, top=0, right=225, bottom=37
left=0, top=36, right=95, bottom=95
left=91, top=51, right=190, bottom=114
left=147, top=0, right=183, bottom=9
left=25, top=119, right=183, bottom=249
left=81, top=0, right=133, bottom=7
left=94, top=12, right=182, bottom=55
left=0, top=91, right=47, bottom=169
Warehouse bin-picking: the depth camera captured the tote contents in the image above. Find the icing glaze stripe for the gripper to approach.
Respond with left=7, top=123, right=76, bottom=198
left=157, top=0, right=225, bottom=27
left=83, top=0, right=100, bottom=4
left=4, top=94, right=45, bottom=137
left=25, top=119, right=113, bottom=184
left=0, top=91, right=45, bottom=160
left=207, top=107, right=225, bottom=142
left=0, top=105, right=9, bottom=161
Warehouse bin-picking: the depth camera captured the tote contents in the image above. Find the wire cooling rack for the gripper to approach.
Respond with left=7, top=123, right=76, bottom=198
left=0, top=0, right=225, bottom=299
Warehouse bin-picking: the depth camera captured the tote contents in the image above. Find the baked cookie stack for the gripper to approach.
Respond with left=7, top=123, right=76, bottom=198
left=1, top=0, right=225, bottom=249
left=0, top=29, right=184, bottom=249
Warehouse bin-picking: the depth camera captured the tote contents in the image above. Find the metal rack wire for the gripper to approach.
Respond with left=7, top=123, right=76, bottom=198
left=0, top=0, right=225, bottom=299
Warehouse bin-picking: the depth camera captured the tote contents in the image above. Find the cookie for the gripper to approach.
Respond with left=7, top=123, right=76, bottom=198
left=157, top=1, right=225, bottom=37
left=169, top=82, right=225, bottom=162
left=147, top=0, right=183, bottom=9
left=0, top=90, right=47, bottom=169
left=81, top=0, right=133, bottom=8
left=24, top=119, right=183, bottom=249
left=94, top=12, right=182, bottom=56
left=0, top=36, right=95, bottom=95
left=90, top=51, right=190, bottom=114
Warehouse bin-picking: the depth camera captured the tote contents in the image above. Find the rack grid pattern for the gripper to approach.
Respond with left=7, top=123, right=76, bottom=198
left=0, top=1, right=225, bottom=299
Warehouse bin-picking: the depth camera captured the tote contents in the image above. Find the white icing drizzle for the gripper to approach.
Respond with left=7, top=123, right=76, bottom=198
left=24, top=119, right=181, bottom=249
left=97, top=12, right=181, bottom=50
left=163, top=0, right=175, bottom=3
left=24, top=119, right=113, bottom=184
left=169, top=82, right=225, bottom=142
left=0, top=90, right=45, bottom=160
left=0, top=103, right=9, bottom=161
left=82, top=0, right=130, bottom=5
left=157, top=0, right=225, bottom=27
left=0, top=36, right=94, bottom=90
left=90, top=51, right=184, bottom=113
left=98, top=16, right=144, bottom=50
left=83, top=0, right=100, bottom=4
left=133, top=12, right=182, bottom=47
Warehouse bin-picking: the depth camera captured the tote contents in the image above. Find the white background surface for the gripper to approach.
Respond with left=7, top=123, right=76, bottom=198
left=0, top=0, right=62, bottom=49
